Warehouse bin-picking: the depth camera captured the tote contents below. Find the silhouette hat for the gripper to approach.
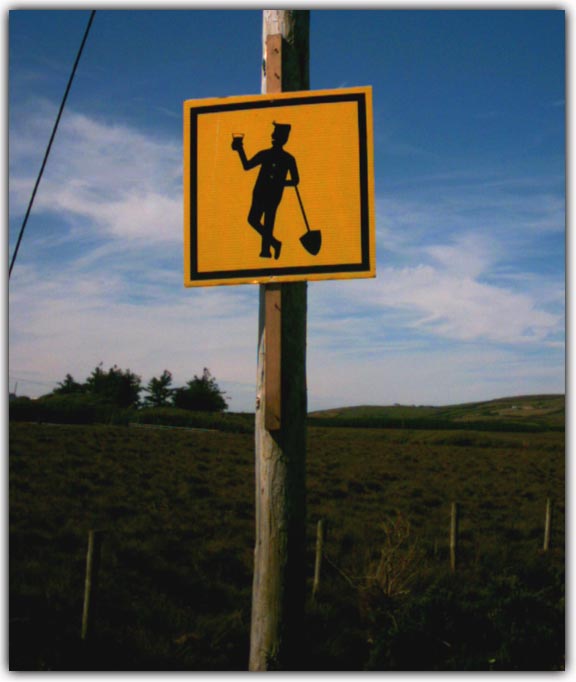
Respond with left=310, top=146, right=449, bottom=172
left=272, top=121, right=291, bottom=142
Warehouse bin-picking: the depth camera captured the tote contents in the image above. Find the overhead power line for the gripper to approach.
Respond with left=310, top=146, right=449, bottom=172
left=9, top=10, right=96, bottom=279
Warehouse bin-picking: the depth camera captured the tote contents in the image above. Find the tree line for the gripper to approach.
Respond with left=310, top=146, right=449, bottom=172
left=51, top=364, right=228, bottom=412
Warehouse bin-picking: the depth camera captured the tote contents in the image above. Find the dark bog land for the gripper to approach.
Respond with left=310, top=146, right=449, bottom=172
left=9, top=396, right=565, bottom=671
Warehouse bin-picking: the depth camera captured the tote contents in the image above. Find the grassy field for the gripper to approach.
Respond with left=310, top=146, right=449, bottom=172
left=310, top=394, right=565, bottom=432
left=9, top=397, right=565, bottom=670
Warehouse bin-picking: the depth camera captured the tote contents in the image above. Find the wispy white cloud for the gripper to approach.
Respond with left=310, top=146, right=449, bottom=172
left=424, top=232, right=496, bottom=278
left=10, top=100, right=181, bottom=247
left=311, top=255, right=561, bottom=350
left=379, top=265, right=559, bottom=344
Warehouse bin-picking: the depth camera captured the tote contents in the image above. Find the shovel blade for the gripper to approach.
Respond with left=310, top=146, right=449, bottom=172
left=300, top=230, right=322, bottom=256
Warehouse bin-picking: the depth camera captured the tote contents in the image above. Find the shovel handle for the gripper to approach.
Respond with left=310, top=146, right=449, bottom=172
left=294, top=185, right=311, bottom=233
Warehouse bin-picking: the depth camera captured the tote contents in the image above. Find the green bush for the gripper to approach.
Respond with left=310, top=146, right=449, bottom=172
left=309, top=415, right=556, bottom=433
left=9, top=394, right=131, bottom=425
left=132, top=407, right=253, bottom=434
left=172, top=369, right=228, bottom=412
left=364, top=562, right=564, bottom=671
left=9, top=397, right=38, bottom=422
left=9, top=398, right=253, bottom=432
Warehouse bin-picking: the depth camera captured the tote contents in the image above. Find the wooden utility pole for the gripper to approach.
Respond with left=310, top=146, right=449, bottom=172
left=249, top=9, right=310, bottom=672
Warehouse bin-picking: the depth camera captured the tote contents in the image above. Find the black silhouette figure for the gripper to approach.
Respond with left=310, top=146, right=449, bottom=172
left=231, top=122, right=299, bottom=259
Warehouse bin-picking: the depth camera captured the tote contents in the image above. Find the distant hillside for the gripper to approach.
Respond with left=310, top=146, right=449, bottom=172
left=309, top=394, right=565, bottom=433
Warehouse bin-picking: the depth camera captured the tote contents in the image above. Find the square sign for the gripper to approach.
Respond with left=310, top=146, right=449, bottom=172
left=183, top=86, right=375, bottom=287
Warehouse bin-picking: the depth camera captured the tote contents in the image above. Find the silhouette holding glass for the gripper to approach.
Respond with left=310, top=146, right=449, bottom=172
left=231, top=122, right=299, bottom=259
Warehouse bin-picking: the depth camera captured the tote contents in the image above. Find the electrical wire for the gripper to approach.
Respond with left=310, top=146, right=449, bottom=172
left=8, top=10, right=96, bottom=279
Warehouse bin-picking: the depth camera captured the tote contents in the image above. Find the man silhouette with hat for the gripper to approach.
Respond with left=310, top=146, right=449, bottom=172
left=232, top=122, right=299, bottom=259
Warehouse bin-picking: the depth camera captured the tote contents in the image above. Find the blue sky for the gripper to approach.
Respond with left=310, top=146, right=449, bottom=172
left=8, top=6, right=565, bottom=411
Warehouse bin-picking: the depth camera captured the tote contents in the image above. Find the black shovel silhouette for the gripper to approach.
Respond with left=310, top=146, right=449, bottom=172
left=294, top=185, right=322, bottom=256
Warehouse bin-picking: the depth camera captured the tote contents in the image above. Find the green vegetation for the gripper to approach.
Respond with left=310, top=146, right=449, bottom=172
left=18, top=364, right=230, bottom=414
left=10, top=392, right=564, bottom=436
left=9, top=415, right=564, bottom=670
left=310, top=394, right=565, bottom=433
left=10, top=365, right=232, bottom=427
left=172, top=368, right=229, bottom=412
left=130, top=407, right=252, bottom=433
left=143, top=370, right=174, bottom=408
left=82, top=364, right=142, bottom=408
left=9, top=397, right=252, bottom=432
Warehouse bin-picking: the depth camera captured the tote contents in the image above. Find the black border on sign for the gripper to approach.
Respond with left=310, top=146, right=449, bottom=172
left=187, top=91, right=370, bottom=282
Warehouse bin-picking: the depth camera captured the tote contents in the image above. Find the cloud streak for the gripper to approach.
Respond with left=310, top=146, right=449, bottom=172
left=10, top=100, right=182, bottom=247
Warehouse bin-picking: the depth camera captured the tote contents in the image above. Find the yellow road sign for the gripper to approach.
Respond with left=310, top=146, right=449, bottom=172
left=183, top=86, right=375, bottom=287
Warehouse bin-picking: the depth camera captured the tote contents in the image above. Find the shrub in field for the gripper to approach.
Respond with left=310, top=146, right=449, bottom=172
left=8, top=396, right=38, bottom=421
left=9, top=393, right=130, bottom=425
left=53, top=373, right=86, bottom=395
left=361, top=514, right=422, bottom=600
left=172, top=368, right=228, bottom=412
left=143, top=370, right=174, bottom=407
left=84, top=364, right=142, bottom=409
left=133, top=407, right=253, bottom=433
left=44, top=365, right=230, bottom=414
left=363, top=561, right=564, bottom=671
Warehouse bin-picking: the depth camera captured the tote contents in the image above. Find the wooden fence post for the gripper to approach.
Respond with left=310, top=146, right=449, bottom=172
left=81, top=529, right=103, bottom=641
left=543, top=497, right=552, bottom=552
left=312, top=519, right=325, bottom=600
left=450, top=502, right=459, bottom=573
left=249, top=9, right=310, bottom=672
